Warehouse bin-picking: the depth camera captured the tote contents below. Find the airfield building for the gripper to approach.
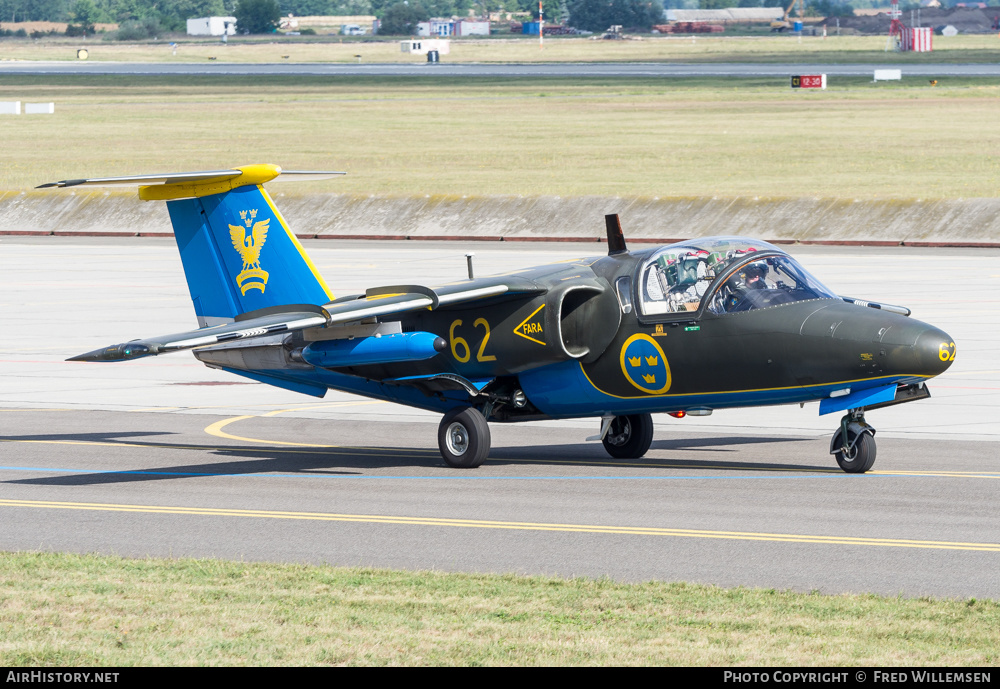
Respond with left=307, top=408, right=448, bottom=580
left=186, top=17, right=236, bottom=36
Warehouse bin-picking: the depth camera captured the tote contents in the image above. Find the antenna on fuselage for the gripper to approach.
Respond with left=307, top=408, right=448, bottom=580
left=605, top=214, right=627, bottom=256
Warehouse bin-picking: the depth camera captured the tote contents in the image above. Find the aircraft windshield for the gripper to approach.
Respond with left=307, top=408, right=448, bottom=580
left=706, top=255, right=838, bottom=315
left=637, top=238, right=777, bottom=315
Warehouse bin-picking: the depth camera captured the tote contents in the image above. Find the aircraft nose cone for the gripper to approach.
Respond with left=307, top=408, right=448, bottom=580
left=913, top=327, right=956, bottom=377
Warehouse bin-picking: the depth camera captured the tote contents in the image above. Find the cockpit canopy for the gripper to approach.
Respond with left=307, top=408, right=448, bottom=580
left=636, top=237, right=837, bottom=317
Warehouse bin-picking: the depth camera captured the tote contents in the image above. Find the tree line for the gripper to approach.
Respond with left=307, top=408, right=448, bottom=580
left=1, top=0, right=917, bottom=37
left=0, top=0, right=930, bottom=26
left=1, top=0, right=665, bottom=34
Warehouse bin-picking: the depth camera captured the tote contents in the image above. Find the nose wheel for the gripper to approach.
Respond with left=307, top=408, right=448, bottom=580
left=438, top=407, right=491, bottom=468
left=830, top=411, right=877, bottom=473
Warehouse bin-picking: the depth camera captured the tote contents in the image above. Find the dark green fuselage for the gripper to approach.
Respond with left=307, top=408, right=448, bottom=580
left=332, top=248, right=953, bottom=420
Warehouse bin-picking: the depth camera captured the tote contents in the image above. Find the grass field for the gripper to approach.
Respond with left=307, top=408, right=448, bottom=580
left=3, top=34, right=1000, bottom=64
left=1, top=551, right=997, bottom=666
left=2, top=75, right=999, bottom=198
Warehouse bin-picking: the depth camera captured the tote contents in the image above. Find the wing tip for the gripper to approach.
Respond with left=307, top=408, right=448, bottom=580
left=36, top=179, right=86, bottom=189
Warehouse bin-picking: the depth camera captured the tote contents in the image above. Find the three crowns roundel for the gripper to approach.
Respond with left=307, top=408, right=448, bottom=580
left=619, top=334, right=672, bottom=395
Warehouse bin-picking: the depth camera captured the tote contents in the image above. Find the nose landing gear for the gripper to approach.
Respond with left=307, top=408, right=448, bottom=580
left=830, top=410, right=877, bottom=473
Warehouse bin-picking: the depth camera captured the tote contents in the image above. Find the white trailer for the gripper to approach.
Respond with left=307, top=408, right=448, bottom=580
left=186, top=17, right=237, bottom=36
left=400, top=39, right=451, bottom=55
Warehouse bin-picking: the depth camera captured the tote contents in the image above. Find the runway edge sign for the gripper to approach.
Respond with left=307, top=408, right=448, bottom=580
left=791, top=74, right=827, bottom=89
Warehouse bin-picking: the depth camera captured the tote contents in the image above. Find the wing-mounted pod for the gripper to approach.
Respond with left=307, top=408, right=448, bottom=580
left=547, top=278, right=622, bottom=364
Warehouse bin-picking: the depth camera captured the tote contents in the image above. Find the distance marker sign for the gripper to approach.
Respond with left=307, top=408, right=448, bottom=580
left=791, top=74, right=826, bottom=89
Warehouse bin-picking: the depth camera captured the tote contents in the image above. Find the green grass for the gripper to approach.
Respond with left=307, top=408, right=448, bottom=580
left=2, top=75, right=999, bottom=198
left=1, top=551, right=996, bottom=666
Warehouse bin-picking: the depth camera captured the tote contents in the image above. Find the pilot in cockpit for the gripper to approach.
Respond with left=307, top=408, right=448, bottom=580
left=717, top=261, right=769, bottom=312
left=742, top=262, right=768, bottom=289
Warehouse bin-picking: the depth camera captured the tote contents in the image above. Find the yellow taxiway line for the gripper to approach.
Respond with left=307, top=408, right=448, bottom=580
left=1, top=498, right=998, bottom=552
left=202, top=402, right=438, bottom=454
left=3, top=409, right=998, bottom=476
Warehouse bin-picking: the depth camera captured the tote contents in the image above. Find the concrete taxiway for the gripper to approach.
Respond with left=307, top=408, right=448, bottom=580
left=1, top=237, right=998, bottom=597
left=4, top=61, right=1000, bottom=78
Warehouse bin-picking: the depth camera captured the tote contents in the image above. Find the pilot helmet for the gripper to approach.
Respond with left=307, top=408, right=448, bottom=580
left=741, top=261, right=768, bottom=285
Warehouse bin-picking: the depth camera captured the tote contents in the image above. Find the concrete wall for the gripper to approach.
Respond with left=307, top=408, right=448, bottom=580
left=3, top=191, right=999, bottom=246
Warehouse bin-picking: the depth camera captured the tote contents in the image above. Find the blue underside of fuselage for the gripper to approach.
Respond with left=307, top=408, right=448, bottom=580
left=226, top=360, right=923, bottom=421
left=517, top=361, right=920, bottom=418
left=223, top=366, right=473, bottom=415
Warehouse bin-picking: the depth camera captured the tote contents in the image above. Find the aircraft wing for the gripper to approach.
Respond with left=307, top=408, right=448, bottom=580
left=68, top=308, right=331, bottom=362
left=69, top=277, right=544, bottom=362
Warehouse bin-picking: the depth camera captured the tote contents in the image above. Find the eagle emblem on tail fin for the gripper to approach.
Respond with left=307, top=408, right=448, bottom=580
left=229, top=209, right=270, bottom=294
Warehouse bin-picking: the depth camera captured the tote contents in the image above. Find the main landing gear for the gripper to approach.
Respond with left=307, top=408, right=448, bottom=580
left=601, top=413, right=655, bottom=459
left=438, top=407, right=491, bottom=468
left=830, top=409, right=877, bottom=473
left=435, top=408, right=658, bottom=467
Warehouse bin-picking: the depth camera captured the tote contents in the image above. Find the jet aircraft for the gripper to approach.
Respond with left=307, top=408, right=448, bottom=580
left=39, top=165, right=956, bottom=472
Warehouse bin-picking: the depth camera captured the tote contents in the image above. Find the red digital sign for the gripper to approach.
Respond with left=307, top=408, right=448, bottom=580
left=790, top=74, right=827, bottom=89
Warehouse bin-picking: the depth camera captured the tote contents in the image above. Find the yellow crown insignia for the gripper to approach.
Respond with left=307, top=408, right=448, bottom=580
left=229, top=209, right=270, bottom=295
left=240, top=208, right=258, bottom=227
left=642, top=374, right=656, bottom=384
left=628, top=356, right=641, bottom=367
left=645, top=356, right=658, bottom=366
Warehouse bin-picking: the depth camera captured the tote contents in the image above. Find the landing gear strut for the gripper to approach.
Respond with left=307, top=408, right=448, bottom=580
left=438, top=406, right=491, bottom=468
left=830, top=409, right=877, bottom=473
left=602, top=413, right=655, bottom=459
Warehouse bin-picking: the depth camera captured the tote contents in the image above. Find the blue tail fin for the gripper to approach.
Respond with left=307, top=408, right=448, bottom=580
left=166, top=183, right=332, bottom=327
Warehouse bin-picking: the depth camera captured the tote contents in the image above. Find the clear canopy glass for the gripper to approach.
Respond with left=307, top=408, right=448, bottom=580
left=636, top=238, right=837, bottom=316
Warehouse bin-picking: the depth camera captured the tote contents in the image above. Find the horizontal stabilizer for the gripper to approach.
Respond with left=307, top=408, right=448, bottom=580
left=37, top=166, right=344, bottom=190
left=37, top=170, right=242, bottom=189
left=36, top=164, right=345, bottom=201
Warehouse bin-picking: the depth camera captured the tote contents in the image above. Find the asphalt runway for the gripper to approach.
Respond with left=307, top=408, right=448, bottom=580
left=2, top=237, right=998, bottom=597
left=4, top=61, right=1000, bottom=78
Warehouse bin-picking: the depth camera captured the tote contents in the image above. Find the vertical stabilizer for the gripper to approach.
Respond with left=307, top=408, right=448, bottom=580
left=36, top=164, right=343, bottom=327
left=167, top=184, right=332, bottom=326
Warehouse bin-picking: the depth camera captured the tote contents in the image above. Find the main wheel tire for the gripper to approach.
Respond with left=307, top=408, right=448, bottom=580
left=833, top=429, right=876, bottom=473
left=438, top=407, right=491, bottom=468
left=602, top=413, right=654, bottom=459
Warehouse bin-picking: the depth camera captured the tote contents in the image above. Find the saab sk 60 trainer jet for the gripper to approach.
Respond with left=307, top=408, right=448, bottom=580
left=39, top=165, right=956, bottom=473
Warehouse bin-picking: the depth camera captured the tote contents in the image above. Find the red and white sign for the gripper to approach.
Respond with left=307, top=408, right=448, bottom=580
left=902, top=27, right=933, bottom=52
left=791, top=74, right=827, bottom=89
